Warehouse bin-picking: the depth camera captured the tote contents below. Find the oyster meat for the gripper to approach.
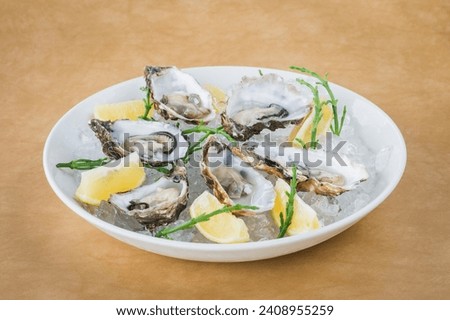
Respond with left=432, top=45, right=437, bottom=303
left=200, top=136, right=275, bottom=215
left=109, top=165, right=189, bottom=229
left=230, top=142, right=368, bottom=196
left=89, top=119, right=188, bottom=166
left=145, top=66, right=216, bottom=123
left=221, top=73, right=311, bottom=140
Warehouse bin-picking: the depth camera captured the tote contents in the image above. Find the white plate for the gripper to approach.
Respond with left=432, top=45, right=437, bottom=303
left=43, top=66, right=407, bottom=262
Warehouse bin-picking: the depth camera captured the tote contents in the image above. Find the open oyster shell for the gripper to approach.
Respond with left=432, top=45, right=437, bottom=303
left=109, top=165, right=188, bottom=229
left=230, top=142, right=368, bottom=196
left=145, top=66, right=216, bottom=124
left=221, top=73, right=311, bottom=140
left=200, top=136, right=275, bottom=215
left=89, top=119, right=188, bottom=166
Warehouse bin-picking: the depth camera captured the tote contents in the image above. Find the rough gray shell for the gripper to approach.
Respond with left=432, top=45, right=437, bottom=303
left=89, top=119, right=188, bottom=166
left=109, top=165, right=189, bottom=230
left=221, top=73, right=311, bottom=140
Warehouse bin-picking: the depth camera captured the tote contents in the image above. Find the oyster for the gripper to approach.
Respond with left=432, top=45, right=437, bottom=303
left=200, top=136, right=275, bottom=215
left=221, top=73, right=311, bottom=140
left=109, top=165, right=188, bottom=229
left=145, top=66, right=216, bottom=123
left=89, top=119, right=188, bottom=166
left=230, top=142, right=368, bottom=196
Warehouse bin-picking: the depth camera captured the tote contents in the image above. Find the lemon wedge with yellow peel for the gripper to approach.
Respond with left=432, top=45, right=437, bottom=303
left=204, top=84, right=227, bottom=114
left=289, top=103, right=333, bottom=147
left=94, top=100, right=150, bottom=121
left=75, top=152, right=145, bottom=205
left=190, top=191, right=250, bottom=244
left=271, top=178, right=320, bottom=236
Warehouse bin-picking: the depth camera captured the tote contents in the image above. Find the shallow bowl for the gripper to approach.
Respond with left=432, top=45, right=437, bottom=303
left=43, top=66, right=407, bottom=262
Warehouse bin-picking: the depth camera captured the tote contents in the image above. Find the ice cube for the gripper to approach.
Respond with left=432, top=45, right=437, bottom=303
left=242, top=212, right=278, bottom=241
left=375, top=146, right=392, bottom=172
left=95, top=201, right=144, bottom=232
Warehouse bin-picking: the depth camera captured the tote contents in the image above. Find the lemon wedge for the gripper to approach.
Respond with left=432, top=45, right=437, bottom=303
left=94, top=100, right=150, bottom=121
left=271, top=178, right=320, bottom=236
left=190, top=191, right=250, bottom=244
left=204, top=84, right=227, bottom=114
left=289, top=104, right=333, bottom=147
left=75, top=152, right=145, bottom=205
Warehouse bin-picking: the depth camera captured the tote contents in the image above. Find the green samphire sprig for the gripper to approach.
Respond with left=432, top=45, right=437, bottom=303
left=56, top=157, right=171, bottom=174
left=56, top=158, right=110, bottom=170
left=290, top=66, right=347, bottom=136
left=181, top=123, right=235, bottom=162
left=155, top=204, right=258, bottom=239
left=295, top=79, right=328, bottom=149
left=139, top=86, right=155, bottom=121
left=277, top=166, right=297, bottom=238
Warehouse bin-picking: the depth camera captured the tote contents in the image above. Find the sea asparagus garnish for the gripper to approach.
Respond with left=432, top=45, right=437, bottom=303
left=56, top=157, right=171, bottom=173
left=56, top=158, right=110, bottom=170
left=296, top=79, right=327, bottom=149
left=181, top=123, right=235, bottom=162
left=277, top=166, right=297, bottom=238
left=139, top=86, right=155, bottom=121
left=155, top=204, right=259, bottom=239
left=290, top=66, right=347, bottom=136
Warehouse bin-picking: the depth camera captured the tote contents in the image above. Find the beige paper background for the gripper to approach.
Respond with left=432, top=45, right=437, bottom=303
left=1, top=0, right=449, bottom=299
